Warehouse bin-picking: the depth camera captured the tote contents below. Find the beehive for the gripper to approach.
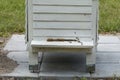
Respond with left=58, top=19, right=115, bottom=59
left=26, top=0, right=99, bottom=73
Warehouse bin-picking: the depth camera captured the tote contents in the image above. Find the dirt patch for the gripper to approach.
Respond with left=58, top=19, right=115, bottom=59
left=0, top=37, right=18, bottom=74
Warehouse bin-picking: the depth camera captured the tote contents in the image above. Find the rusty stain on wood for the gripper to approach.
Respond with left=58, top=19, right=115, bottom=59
left=47, top=38, right=78, bottom=42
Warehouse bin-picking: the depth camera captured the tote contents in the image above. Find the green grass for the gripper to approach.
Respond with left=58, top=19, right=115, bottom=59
left=0, top=0, right=120, bottom=37
left=99, top=0, right=120, bottom=33
left=0, top=0, right=25, bottom=37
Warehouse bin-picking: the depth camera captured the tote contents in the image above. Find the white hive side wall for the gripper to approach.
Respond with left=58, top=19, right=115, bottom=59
left=27, top=0, right=98, bottom=42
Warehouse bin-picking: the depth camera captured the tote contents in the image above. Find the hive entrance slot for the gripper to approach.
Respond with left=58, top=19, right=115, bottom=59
left=47, top=38, right=78, bottom=42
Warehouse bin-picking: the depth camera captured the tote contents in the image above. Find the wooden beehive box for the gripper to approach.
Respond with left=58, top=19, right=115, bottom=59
left=26, top=0, right=99, bottom=73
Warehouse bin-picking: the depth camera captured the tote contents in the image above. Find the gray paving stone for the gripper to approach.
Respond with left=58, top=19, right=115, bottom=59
left=41, top=52, right=86, bottom=72
left=117, top=35, right=120, bottom=40
left=97, top=44, right=120, bottom=52
left=39, top=51, right=120, bottom=78
left=96, top=52, right=120, bottom=64
left=2, top=52, right=120, bottom=78
left=1, top=34, right=120, bottom=78
left=116, top=33, right=120, bottom=38
left=93, top=64, right=120, bottom=78
left=0, top=63, right=38, bottom=77
left=39, top=72, right=90, bottom=78
left=39, top=52, right=120, bottom=78
left=7, top=52, right=29, bottom=64
left=4, top=34, right=26, bottom=51
left=98, top=35, right=120, bottom=44
left=39, top=77, right=76, bottom=80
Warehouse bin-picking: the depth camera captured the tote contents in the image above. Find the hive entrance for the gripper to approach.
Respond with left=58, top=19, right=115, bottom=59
left=47, top=38, right=78, bottom=42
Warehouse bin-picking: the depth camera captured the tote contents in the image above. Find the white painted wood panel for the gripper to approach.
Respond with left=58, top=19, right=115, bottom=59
left=33, top=29, right=92, bottom=37
left=31, top=41, right=94, bottom=48
left=33, top=6, right=92, bottom=14
left=33, top=36, right=92, bottom=41
left=33, top=22, right=92, bottom=30
left=33, top=14, right=92, bottom=22
left=33, top=0, right=92, bottom=6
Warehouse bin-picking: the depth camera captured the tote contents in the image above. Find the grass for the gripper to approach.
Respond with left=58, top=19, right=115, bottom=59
left=0, top=0, right=120, bottom=37
left=0, top=0, right=25, bottom=37
left=99, top=0, right=120, bottom=33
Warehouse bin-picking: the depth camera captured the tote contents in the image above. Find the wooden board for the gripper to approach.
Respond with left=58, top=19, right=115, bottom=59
left=33, top=29, right=92, bottom=37
left=33, top=36, right=92, bottom=41
left=33, top=22, right=92, bottom=30
left=33, top=14, right=92, bottom=22
left=32, top=0, right=92, bottom=6
left=33, top=6, right=92, bottom=14
left=31, top=40, right=94, bottom=48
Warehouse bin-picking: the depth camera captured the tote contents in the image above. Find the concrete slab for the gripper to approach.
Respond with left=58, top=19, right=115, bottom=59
left=39, top=72, right=90, bottom=78
left=1, top=63, right=38, bottom=78
left=4, top=34, right=26, bottom=51
left=116, top=33, right=120, bottom=39
left=98, top=35, right=120, bottom=44
left=39, top=52, right=94, bottom=79
left=94, top=64, right=120, bottom=78
left=117, top=34, right=120, bottom=40
left=96, top=52, right=120, bottom=64
left=39, top=64, right=120, bottom=78
left=40, top=52, right=86, bottom=72
left=1, top=34, right=120, bottom=79
left=39, top=52, right=120, bottom=78
left=7, top=52, right=29, bottom=64
left=2, top=52, right=120, bottom=78
left=97, top=44, right=120, bottom=52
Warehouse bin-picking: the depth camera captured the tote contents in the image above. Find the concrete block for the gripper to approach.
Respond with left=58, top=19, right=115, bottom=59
left=4, top=34, right=26, bottom=51
left=117, top=34, right=120, bottom=40
left=93, top=64, right=120, bottom=78
left=40, top=52, right=86, bottom=72
left=98, top=35, right=120, bottom=44
left=1, top=34, right=120, bottom=78
left=0, top=63, right=38, bottom=77
left=96, top=52, right=120, bottom=64
left=7, top=52, right=29, bottom=64
left=97, top=44, right=120, bottom=52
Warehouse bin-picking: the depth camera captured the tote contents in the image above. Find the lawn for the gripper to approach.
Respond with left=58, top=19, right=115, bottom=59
left=99, top=0, right=120, bottom=34
left=0, top=0, right=120, bottom=37
left=0, top=0, right=25, bottom=37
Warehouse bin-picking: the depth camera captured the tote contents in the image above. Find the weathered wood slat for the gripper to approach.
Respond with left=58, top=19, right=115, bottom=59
left=33, top=22, right=92, bottom=30
left=33, top=29, right=92, bottom=37
left=31, top=40, right=94, bottom=48
left=33, top=36, right=92, bottom=41
left=32, top=0, right=92, bottom=6
left=33, top=6, right=92, bottom=14
left=33, top=14, right=92, bottom=22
